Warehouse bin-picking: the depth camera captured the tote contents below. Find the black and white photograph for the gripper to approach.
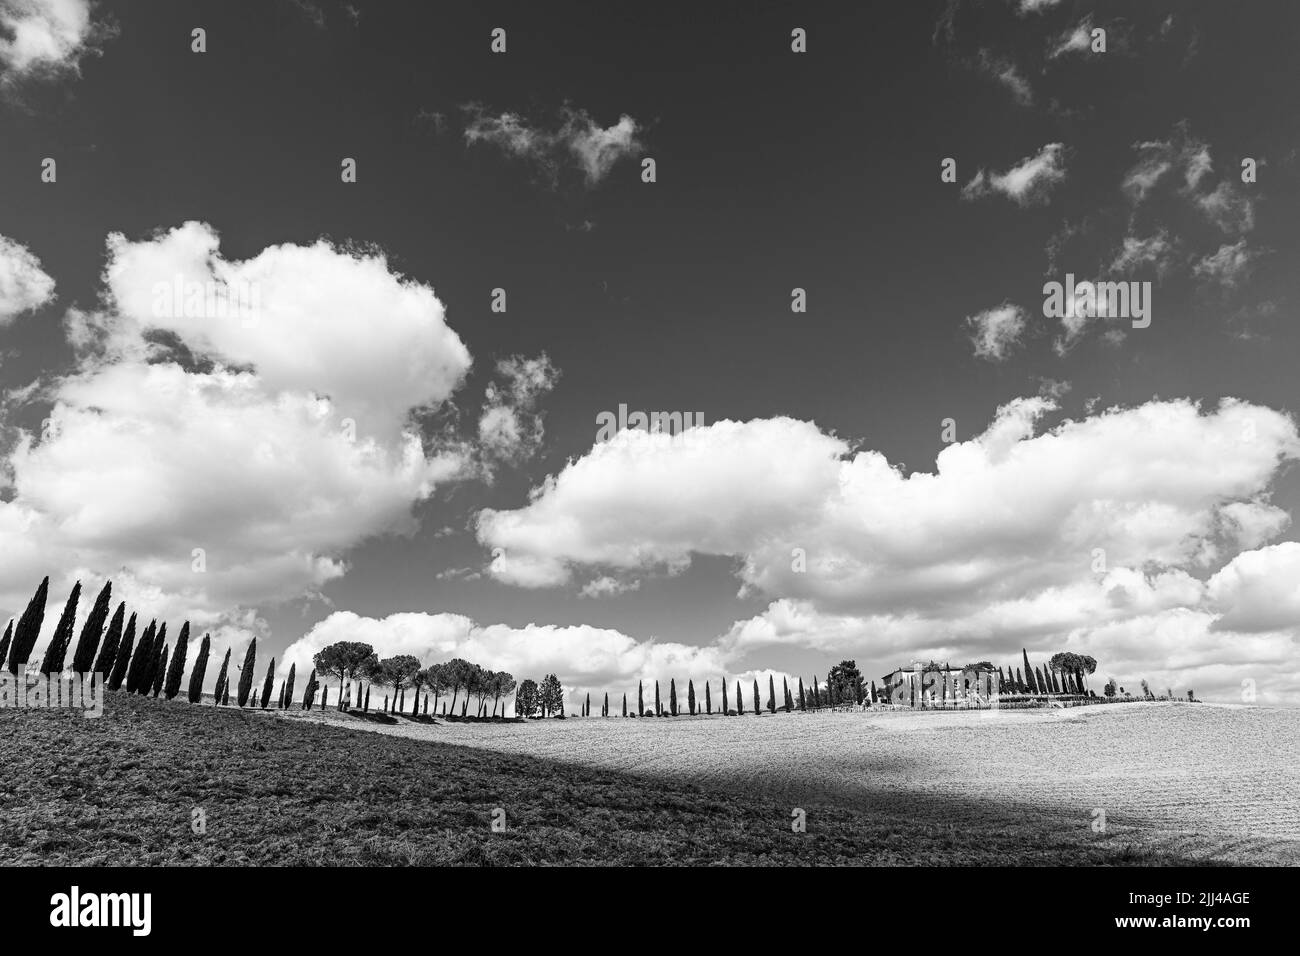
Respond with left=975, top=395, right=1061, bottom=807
left=0, top=0, right=1295, bottom=928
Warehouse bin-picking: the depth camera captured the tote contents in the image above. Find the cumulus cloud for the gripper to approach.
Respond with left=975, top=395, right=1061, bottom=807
left=963, top=143, right=1066, bottom=206
left=478, top=397, right=1297, bottom=620
left=0, top=0, right=108, bottom=80
left=1206, top=542, right=1300, bottom=633
left=462, top=104, right=643, bottom=187
left=0, top=222, right=474, bottom=647
left=278, top=610, right=729, bottom=713
left=477, top=353, right=559, bottom=466
left=0, top=233, right=54, bottom=323
left=965, top=302, right=1027, bottom=361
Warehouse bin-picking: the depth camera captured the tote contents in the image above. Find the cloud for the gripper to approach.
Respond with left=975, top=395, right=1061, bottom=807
left=1207, top=542, right=1300, bottom=633
left=1108, top=231, right=1176, bottom=279
left=965, top=302, right=1027, bottom=361
left=0, top=0, right=108, bottom=80
left=462, top=104, right=643, bottom=187
left=478, top=397, right=1298, bottom=624
left=963, top=143, right=1066, bottom=206
left=477, top=353, right=559, bottom=466
left=1122, top=123, right=1255, bottom=234
left=975, top=49, right=1033, bottom=105
left=1048, top=19, right=1094, bottom=58
left=1016, top=0, right=1062, bottom=14
left=0, top=222, right=474, bottom=644
left=278, top=610, right=729, bottom=713
left=579, top=575, right=641, bottom=599
left=0, top=233, right=55, bottom=323
left=1193, top=240, right=1259, bottom=289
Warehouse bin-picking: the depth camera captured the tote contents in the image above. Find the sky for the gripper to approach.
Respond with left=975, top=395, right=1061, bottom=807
left=1, top=0, right=1298, bottom=709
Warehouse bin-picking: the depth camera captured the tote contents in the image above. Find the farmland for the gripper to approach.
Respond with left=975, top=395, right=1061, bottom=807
left=288, top=701, right=1300, bottom=866
left=2, top=693, right=1294, bottom=865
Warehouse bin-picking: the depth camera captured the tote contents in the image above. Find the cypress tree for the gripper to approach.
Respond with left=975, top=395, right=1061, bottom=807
left=736, top=681, right=744, bottom=715
left=7, top=576, right=49, bottom=675
left=302, top=668, right=318, bottom=709
left=1015, top=667, right=1025, bottom=695
left=144, top=621, right=169, bottom=697
left=603, top=691, right=609, bottom=717
left=1022, top=649, right=1036, bottom=693
left=213, top=648, right=231, bottom=705
left=277, top=681, right=285, bottom=709
left=141, top=624, right=166, bottom=695
left=163, top=622, right=189, bottom=699
left=70, top=581, right=112, bottom=674
left=669, top=678, right=677, bottom=716
left=39, top=580, right=80, bottom=676
left=783, top=676, right=791, bottom=712
left=768, top=675, right=776, bottom=713
left=705, top=681, right=712, bottom=714
left=870, top=679, right=877, bottom=704
left=151, top=646, right=168, bottom=697
left=1034, top=666, right=1045, bottom=695
left=322, top=685, right=328, bottom=708
left=108, top=613, right=137, bottom=691
left=997, top=666, right=1007, bottom=692
left=259, top=657, right=275, bottom=709
left=638, top=680, right=644, bottom=717
left=585, top=691, right=591, bottom=717
left=125, top=620, right=157, bottom=693
left=721, top=679, right=729, bottom=713
left=622, top=692, right=627, bottom=717
left=92, top=603, right=126, bottom=677
left=798, top=676, right=806, bottom=710
left=753, top=679, right=761, bottom=716
left=687, top=679, right=696, bottom=715
left=186, top=633, right=211, bottom=703
left=236, top=637, right=257, bottom=707
left=0, top=620, right=10, bottom=673
left=363, top=685, right=369, bottom=711
left=1051, top=669, right=1061, bottom=694
left=283, top=662, right=296, bottom=708
left=654, top=680, right=661, bottom=716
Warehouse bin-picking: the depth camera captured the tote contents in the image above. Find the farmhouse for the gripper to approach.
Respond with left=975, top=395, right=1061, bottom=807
left=880, top=660, right=998, bottom=708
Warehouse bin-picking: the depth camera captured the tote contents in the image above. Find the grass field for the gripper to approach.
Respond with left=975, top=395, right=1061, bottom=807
left=2, top=692, right=1292, bottom=865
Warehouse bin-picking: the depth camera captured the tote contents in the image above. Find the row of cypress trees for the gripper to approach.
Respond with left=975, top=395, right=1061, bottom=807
left=2, top=575, right=325, bottom=711
left=580, top=675, right=802, bottom=718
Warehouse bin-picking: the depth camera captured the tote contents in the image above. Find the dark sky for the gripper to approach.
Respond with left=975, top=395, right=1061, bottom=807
left=2, top=0, right=1298, bottom=704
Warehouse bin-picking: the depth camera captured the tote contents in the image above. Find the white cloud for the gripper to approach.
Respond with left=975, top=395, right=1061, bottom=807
left=579, top=575, right=641, bottom=599
left=1048, top=19, right=1093, bottom=58
left=963, top=143, right=1066, bottom=206
left=0, top=233, right=55, bottom=323
left=976, top=49, right=1033, bottom=106
left=1193, top=240, right=1258, bottom=289
left=965, top=302, right=1027, bottom=361
left=1016, top=0, right=1062, bottom=14
left=1207, top=542, right=1300, bottom=633
left=1123, top=125, right=1255, bottom=234
left=1, top=222, right=474, bottom=643
left=478, top=397, right=1298, bottom=626
left=463, top=105, right=643, bottom=187
left=1109, top=231, right=1176, bottom=278
left=0, top=0, right=105, bottom=79
left=477, top=353, right=559, bottom=466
